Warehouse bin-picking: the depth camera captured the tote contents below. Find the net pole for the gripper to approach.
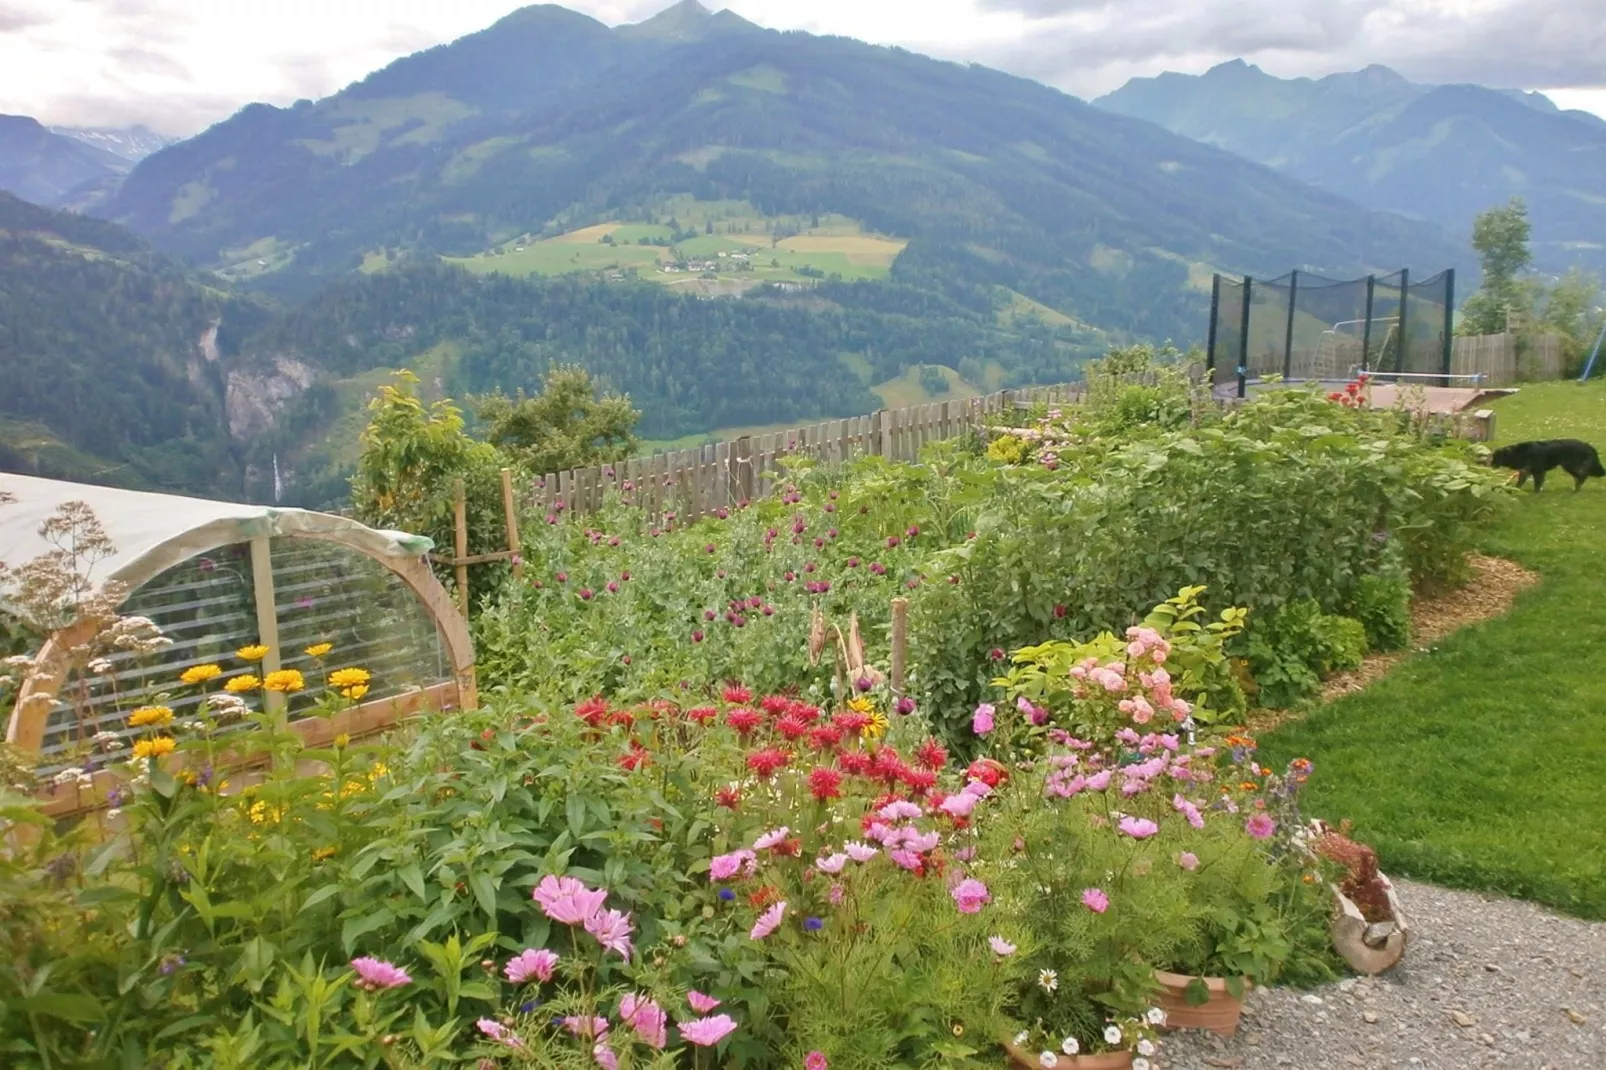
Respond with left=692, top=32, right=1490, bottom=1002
left=1282, top=269, right=1299, bottom=381
left=1238, top=275, right=1253, bottom=399
left=1394, top=268, right=1410, bottom=374
left=1441, top=268, right=1455, bottom=387
left=1206, top=273, right=1222, bottom=380
left=1361, top=276, right=1376, bottom=372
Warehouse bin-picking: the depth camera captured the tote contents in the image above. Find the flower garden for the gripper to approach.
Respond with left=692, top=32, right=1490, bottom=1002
left=1, top=362, right=1514, bottom=1068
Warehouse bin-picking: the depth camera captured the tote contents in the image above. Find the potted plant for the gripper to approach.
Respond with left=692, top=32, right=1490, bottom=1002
left=1309, top=820, right=1410, bottom=974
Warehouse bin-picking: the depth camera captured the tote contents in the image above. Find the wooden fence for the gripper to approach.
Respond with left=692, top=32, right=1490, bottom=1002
left=1451, top=332, right=1566, bottom=386
left=525, top=384, right=1086, bottom=522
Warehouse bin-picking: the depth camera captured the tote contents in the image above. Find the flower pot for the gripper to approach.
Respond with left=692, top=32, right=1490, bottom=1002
left=1151, top=970, right=1249, bottom=1037
left=1002, top=1037, right=1133, bottom=1070
left=1329, top=874, right=1410, bottom=975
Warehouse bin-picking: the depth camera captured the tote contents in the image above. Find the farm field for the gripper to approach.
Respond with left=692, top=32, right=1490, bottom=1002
left=1262, top=380, right=1606, bottom=918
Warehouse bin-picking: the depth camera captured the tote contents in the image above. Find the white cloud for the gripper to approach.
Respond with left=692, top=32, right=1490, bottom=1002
left=1, top=0, right=1603, bottom=134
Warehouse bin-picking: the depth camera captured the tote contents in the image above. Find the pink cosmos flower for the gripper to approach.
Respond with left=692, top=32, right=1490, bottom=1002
left=963, top=779, right=993, bottom=798
left=620, top=993, right=668, bottom=1049
left=806, top=1052, right=829, bottom=1070
left=563, top=1016, right=610, bottom=1039
left=754, top=827, right=792, bottom=851
left=710, top=849, right=756, bottom=880
left=907, top=830, right=941, bottom=853
left=989, top=935, right=1017, bottom=956
left=844, top=841, right=879, bottom=862
left=533, top=875, right=609, bottom=926
left=877, top=800, right=923, bottom=821
left=504, top=948, right=558, bottom=984
left=972, top=703, right=995, bottom=735
left=679, top=1014, right=739, bottom=1047
left=351, top=957, right=412, bottom=990
left=593, top=1042, right=619, bottom=1070
left=863, top=821, right=894, bottom=844
left=1082, top=887, right=1110, bottom=914
left=1178, top=851, right=1200, bottom=871
left=751, top=901, right=787, bottom=940
left=478, top=1018, right=526, bottom=1049
left=1118, top=816, right=1159, bottom=839
left=1085, top=770, right=1112, bottom=791
left=939, top=792, right=980, bottom=818
left=951, top=878, right=991, bottom=914
left=585, top=908, right=635, bottom=959
left=688, top=991, right=722, bottom=1014
left=815, top=853, right=849, bottom=875
left=889, top=849, right=923, bottom=872
left=1172, top=794, right=1205, bottom=830
left=1245, top=814, right=1277, bottom=840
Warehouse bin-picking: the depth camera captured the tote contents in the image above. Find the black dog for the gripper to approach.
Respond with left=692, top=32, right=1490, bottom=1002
left=1489, top=439, right=1606, bottom=492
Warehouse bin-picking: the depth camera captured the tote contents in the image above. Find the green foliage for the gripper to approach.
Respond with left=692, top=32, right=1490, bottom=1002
left=1245, top=600, right=1369, bottom=710
left=1347, top=570, right=1412, bottom=653
left=476, top=364, right=640, bottom=475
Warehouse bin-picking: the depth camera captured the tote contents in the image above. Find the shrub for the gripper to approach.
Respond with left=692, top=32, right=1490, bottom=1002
left=1244, top=600, right=1369, bottom=710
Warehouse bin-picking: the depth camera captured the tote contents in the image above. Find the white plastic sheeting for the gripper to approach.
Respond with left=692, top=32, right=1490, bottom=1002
left=0, top=473, right=433, bottom=627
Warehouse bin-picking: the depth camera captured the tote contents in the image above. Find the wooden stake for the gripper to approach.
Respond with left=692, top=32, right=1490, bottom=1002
left=249, top=536, right=286, bottom=727
left=453, top=477, right=470, bottom=621
left=500, top=467, right=522, bottom=581
left=890, top=597, right=909, bottom=692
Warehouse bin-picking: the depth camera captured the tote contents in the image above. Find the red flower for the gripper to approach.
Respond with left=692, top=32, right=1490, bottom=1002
left=776, top=714, right=811, bottom=740
left=901, top=767, right=938, bottom=795
left=715, top=786, right=742, bottom=810
left=786, top=701, right=822, bottom=725
left=748, top=885, right=780, bottom=908
left=837, top=750, right=872, bottom=775
left=871, top=747, right=908, bottom=781
left=746, top=748, right=792, bottom=777
left=808, top=766, right=843, bottom=801
left=966, top=758, right=1009, bottom=788
left=914, top=738, right=948, bottom=771
left=725, top=708, right=763, bottom=734
left=1328, top=391, right=1345, bottom=402
left=761, top=695, right=791, bottom=717
left=574, top=696, right=608, bottom=727
left=686, top=706, right=718, bottom=725
left=775, top=837, right=803, bottom=857
left=618, top=742, right=650, bottom=772
left=723, top=684, right=753, bottom=705
left=807, top=724, right=845, bottom=751
left=1345, top=381, right=1360, bottom=395
left=605, top=710, right=635, bottom=730
left=833, top=710, right=872, bottom=733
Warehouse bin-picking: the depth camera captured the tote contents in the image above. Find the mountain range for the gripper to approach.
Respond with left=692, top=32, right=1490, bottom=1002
left=0, top=1, right=1510, bottom=505
left=1097, top=61, right=1606, bottom=274
left=0, top=116, right=174, bottom=209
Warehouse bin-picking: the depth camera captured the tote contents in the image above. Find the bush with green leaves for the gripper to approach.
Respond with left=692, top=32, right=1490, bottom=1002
left=1244, top=599, right=1369, bottom=710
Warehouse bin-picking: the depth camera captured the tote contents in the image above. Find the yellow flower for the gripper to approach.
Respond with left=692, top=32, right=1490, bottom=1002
left=247, top=799, right=284, bottom=825
left=225, top=674, right=261, bottom=693
left=367, top=762, right=389, bottom=783
left=262, top=669, right=306, bottom=693
left=180, top=664, right=222, bottom=685
left=333, top=732, right=351, bottom=749
left=312, top=846, right=338, bottom=861
left=861, top=708, right=889, bottom=741
left=128, top=705, right=174, bottom=728
left=328, top=667, right=371, bottom=689
left=133, top=736, right=176, bottom=759
left=846, top=695, right=875, bottom=715
left=304, top=642, right=333, bottom=658
left=341, top=684, right=370, bottom=702
left=339, top=779, right=366, bottom=799
left=236, top=644, right=270, bottom=662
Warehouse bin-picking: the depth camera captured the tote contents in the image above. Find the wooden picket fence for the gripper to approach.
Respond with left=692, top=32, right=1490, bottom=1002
left=1450, top=332, right=1565, bottom=386
left=524, top=384, right=1086, bottom=522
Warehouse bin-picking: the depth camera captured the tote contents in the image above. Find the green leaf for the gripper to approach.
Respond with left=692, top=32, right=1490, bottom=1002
left=299, top=884, right=343, bottom=913
left=14, top=993, right=104, bottom=1024
left=398, top=861, right=427, bottom=902
left=341, top=908, right=396, bottom=954
left=469, top=870, right=498, bottom=920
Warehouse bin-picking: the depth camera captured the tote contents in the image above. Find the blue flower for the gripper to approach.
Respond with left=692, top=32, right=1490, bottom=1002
left=520, top=1000, right=541, bottom=1014
left=804, top=916, right=824, bottom=932
left=718, top=888, right=735, bottom=902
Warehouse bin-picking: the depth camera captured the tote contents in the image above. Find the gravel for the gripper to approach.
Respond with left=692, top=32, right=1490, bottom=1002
left=1161, top=879, right=1606, bottom=1070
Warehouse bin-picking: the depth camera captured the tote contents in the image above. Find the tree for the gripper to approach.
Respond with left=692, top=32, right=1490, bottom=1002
left=1541, top=267, right=1606, bottom=366
left=1460, top=199, right=1537, bottom=335
left=476, top=365, right=640, bottom=476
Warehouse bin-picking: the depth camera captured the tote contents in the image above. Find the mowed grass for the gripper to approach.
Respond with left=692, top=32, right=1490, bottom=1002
left=1261, top=380, right=1606, bottom=918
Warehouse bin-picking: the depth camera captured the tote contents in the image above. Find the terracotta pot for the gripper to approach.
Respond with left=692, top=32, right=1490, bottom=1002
left=1002, top=1037, right=1133, bottom=1070
left=1329, top=875, right=1410, bottom=975
left=1152, top=969, right=1249, bottom=1037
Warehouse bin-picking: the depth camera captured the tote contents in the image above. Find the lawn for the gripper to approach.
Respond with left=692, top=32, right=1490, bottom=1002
left=1261, top=380, right=1606, bottom=918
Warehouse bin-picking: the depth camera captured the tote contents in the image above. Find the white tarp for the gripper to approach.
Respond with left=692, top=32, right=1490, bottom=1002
left=0, top=473, right=433, bottom=626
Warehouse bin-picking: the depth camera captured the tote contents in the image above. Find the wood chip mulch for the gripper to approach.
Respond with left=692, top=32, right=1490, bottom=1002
left=1245, top=554, right=1540, bottom=733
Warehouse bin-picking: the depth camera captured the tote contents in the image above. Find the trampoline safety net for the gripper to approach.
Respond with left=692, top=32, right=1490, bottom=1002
left=1207, top=269, right=1456, bottom=397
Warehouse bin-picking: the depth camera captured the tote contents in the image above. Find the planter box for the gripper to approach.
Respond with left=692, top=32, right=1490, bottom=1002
left=1330, top=874, right=1410, bottom=975
left=1152, top=970, right=1249, bottom=1037
left=1002, top=1037, right=1133, bottom=1069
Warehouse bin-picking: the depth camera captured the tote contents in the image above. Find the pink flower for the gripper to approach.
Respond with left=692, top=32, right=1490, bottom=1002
left=877, top=800, right=922, bottom=821
left=533, top=875, right=608, bottom=926
left=710, top=849, right=756, bottom=881
left=503, top=948, right=558, bottom=984
left=939, top=792, right=980, bottom=818
left=1118, top=816, right=1159, bottom=839
left=1245, top=814, right=1277, bottom=840
left=951, top=878, right=991, bottom=914
left=687, top=991, right=722, bottom=1014
left=563, top=1016, right=610, bottom=1039
left=351, top=957, right=412, bottom=990
left=971, top=704, right=995, bottom=735
left=889, top=849, right=922, bottom=871
left=679, top=1014, right=740, bottom=1047
left=478, top=1018, right=526, bottom=1049
left=593, top=1042, right=619, bottom=1070
left=751, top=901, right=787, bottom=939
left=845, top=841, right=879, bottom=862
left=1082, top=887, right=1110, bottom=914
left=816, top=853, right=849, bottom=875
left=1085, top=770, right=1112, bottom=791
left=829, top=882, right=846, bottom=905
left=585, top=908, right=635, bottom=959
left=806, top=1052, right=829, bottom=1070
left=963, top=779, right=993, bottom=798
left=1178, top=851, right=1200, bottom=871
left=620, top=994, right=667, bottom=1049
left=1172, top=794, right=1205, bottom=830
left=754, top=827, right=792, bottom=851
left=989, top=935, right=1016, bottom=956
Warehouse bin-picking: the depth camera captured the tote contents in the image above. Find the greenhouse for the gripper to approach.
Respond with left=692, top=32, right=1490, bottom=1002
left=0, top=473, right=475, bottom=815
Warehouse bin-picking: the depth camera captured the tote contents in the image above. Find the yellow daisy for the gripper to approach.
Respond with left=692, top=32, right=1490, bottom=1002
left=236, top=644, right=270, bottom=662
left=341, top=684, right=370, bottom=702
left=861, top=708, right=890, bottom=741
left=224, top=674, right=261, bottom=693
left=133, top=736, right=176, bottom=759
left=263, top=669, right=306, bottom=693
left=304, top=642, right=333, bottom=658
left=179, top=664, right=222, bottom=685
left=328, top=667, right=371, bottom=689
left=128, top=705, right=173, bottom=728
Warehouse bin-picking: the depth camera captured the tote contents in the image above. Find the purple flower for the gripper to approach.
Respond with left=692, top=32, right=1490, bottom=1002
left=351, top=957, right=412, bottom=990
left=1245, top=814, right=1277, bottom=840
left=1081, top=887, right=1109, bottom=914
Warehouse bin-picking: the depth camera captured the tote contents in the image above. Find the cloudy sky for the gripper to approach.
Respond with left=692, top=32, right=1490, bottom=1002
left=3, top=0, right=1604, bottom=134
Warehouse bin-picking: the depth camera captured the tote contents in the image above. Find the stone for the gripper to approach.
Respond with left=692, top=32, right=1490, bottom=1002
left=1203, top=1058, right=1242, bottom=1068
left=1451, top=1011, right=1477, bottom=1028
left=1363, top=1012, right=1380, bottom=1024
left=1301, top=994, right=1324, bottom=1006
left=1564, top=1008, right=1587, bottom=1026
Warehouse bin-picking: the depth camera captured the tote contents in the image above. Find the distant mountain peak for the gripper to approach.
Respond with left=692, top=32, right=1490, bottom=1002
left=1203, top=59, right=1264, bottom=78
left=619, top=0, right=757, bottom=40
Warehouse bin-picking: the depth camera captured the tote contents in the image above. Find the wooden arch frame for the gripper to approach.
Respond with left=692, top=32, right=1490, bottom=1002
left=8, top=526, right=476, bottom=818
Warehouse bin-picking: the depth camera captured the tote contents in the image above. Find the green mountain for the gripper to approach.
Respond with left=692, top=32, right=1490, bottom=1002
left=1096, top=61, right=1606, bottom=274
left=0, top=115, right=129, bottom=207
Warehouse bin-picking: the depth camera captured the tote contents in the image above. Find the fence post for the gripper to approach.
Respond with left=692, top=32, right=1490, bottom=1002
left=890, top=597, right=908, bottom=693
left=1395, top=268, right=1410, bottom=374
left=1361, top=275, right=1376, bottom=372
left=1441, top=268, right=1456, bottom=388
left=453, top=478, right=470, bottom=622
left=1282, top=269, right=1299, bottom=381
left=1237, top=275, right=1253, bottom=399
left=500, top=467, right=522, bottom=582
left=1205, top=273, right=1222, bottom=382
left=875, top=409, right=891, bottom=460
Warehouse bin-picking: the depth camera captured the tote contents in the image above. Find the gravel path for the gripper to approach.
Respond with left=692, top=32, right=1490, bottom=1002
left=1162, top=879, right=1606, bottom=1070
